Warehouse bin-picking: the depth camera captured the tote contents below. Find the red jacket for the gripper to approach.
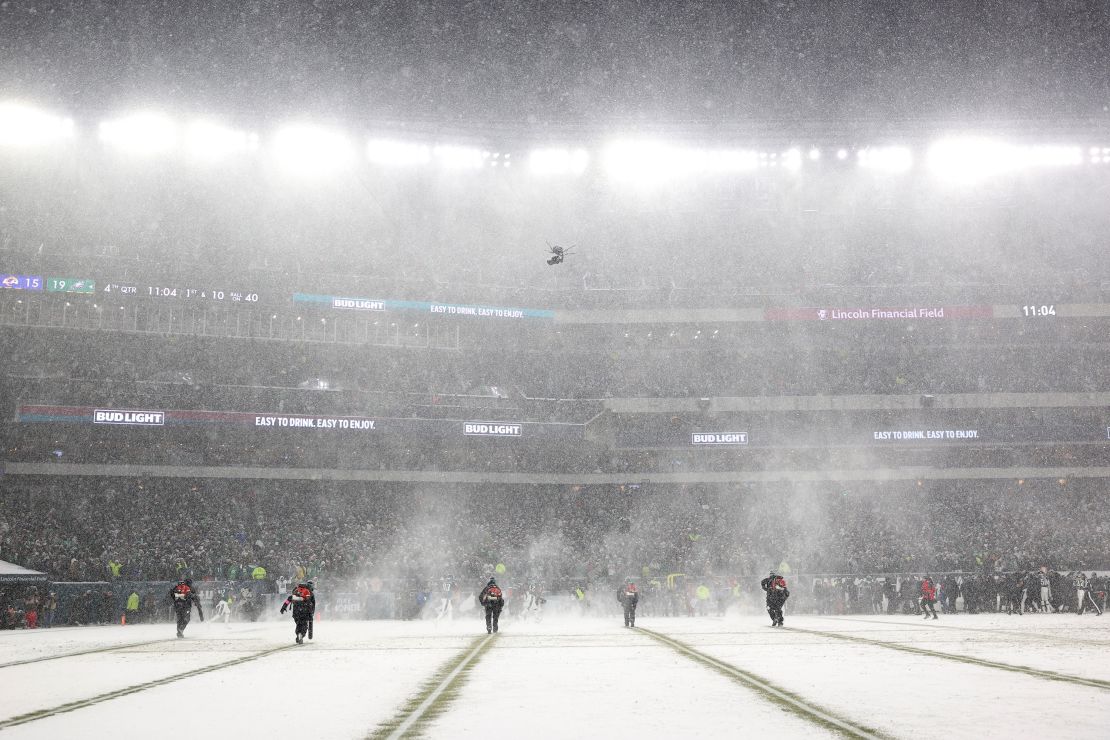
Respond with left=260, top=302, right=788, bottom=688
left=920, top=580, right=937, bottom=600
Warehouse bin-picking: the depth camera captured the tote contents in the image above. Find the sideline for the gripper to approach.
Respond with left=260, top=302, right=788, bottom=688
left=638, top=627, right=888, bottom=739
left=787, top=625, right=1110, bottom=690
left=0, top=644, right=294, bottom=730
left=368, top=633, right=496, bottom=740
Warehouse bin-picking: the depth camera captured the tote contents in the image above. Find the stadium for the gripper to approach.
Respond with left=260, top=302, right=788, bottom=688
left=2, top=2, right=1110, bottom=738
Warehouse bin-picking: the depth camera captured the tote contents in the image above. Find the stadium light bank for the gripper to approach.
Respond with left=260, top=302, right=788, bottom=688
left=6, top=101, right=1110, bottom=180
left=99, top=111, right=179, bottom=156
left=270, top=122, right=356, bottom=175
left=0, top=101, right=74, bottom=148
left=366, top=138, right=433, bottom=167
left=432, top=144, right=490, bottom=170
left=528, top=147, right=590, bottom=176
left=856, top=145, right=914, bottom=173
left=184, top=119, right=259, bottom=163
left=926, top=137, right=1085, bottom=184
left=601, top=139, right=764, bottom=181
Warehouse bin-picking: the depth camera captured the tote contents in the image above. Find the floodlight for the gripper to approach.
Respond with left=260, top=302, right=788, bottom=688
left=603, top=140, right=757, bottom=180
left=184, top=119, right=257, bottom=162
left=782, top=148, right=802, bottom=171
left=271, top=123, right=355, bottom=173
left=808, top=148, right=821, bottom=161
left=366, top=138, right=432, bottom=166
left=99, top=112, right=178, bottom=155
left=927, top=138, right=1084, bottom=183
left=0, top=102, right=74, bottom=148
left=857, top=146, right=913, bottom=173
left=926, top=138, right=1015, bottom=183
left=523, top=146, right=581, bottom=174
left=603, top=141, right=679, bottom=180
left=433, top=144, right=486, bottom=170
left=1024, top=145, right=1082, bottom=168
left=713, top=149, right=759, bottom=172
left=836, top=148, right=848, bottom=160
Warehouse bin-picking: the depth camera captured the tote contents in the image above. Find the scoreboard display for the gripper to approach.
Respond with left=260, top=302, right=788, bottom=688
left=101, top=282, right=262, bottom=302
left=0, top=274, right=43, bottom=290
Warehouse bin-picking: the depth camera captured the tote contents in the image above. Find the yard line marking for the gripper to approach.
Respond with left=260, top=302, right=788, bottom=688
left=640, top=628, right=889, bottom=740
left=0, top=638, right=176, bottom=669
left=822, top=615, right=1110, bottom=646
left=787, top=625, right=1110, bottom=690
left=369, top=633, right=496, bottom=740
left=0, top=644, right=294, bottom=729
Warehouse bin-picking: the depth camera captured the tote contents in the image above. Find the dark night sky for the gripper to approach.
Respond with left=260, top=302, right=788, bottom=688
left=1, top=0, right=1109, bottom=129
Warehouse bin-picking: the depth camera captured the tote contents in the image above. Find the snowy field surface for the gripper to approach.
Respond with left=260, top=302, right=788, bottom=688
left=1, top=613, right=1108, bottom=739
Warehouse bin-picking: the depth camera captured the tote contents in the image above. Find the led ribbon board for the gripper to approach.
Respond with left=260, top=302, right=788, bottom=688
left=293, top=293, right=555, bottom=319
left=764, top=305, right=995, bottom=321
left=16, top=406, right=583, bottom=440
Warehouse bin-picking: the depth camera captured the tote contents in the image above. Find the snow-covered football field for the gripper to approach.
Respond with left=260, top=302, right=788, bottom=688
left=2, top=613, right=1108, bottom=739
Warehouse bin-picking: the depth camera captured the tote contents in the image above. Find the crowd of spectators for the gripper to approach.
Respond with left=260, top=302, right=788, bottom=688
left=807, top=570, right=1108, bottom=616
left=2, top=479, right=1107, bottom=597
left=1, top=586, right=52, bottom=629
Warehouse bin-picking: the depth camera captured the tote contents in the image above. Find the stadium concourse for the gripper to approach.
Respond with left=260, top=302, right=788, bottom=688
left=1, top=614, right=1108, bottom=739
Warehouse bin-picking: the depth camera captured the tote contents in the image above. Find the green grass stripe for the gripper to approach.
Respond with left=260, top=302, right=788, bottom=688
left=0, top=638, right=176, bottom=669
left=0, top=644, right=294, bottom=730
left=787, top=625, right=1110, bottom=690
left=638, top=628, right=889, bottom=740
left=368, top=633, right=496, bottom=740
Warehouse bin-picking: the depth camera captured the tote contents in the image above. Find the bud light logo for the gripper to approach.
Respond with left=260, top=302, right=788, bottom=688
left=691, top=432, right=748, bottom=445
left=464, top=422, right=522, bottom=437
left=93, top=409, right=165, bottom=426
left=332, top=298, right=385, bottom=311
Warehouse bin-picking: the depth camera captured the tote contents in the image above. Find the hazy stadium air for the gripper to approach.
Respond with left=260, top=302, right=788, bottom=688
left=1, top=2, right=1110, bottom=738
